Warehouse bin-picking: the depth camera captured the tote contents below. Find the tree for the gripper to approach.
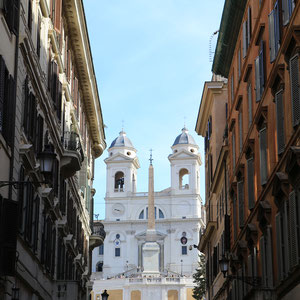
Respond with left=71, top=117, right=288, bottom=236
left=192, top=252, right=206, bottom=299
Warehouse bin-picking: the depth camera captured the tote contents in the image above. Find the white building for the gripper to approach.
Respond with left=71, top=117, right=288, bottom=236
left=91, top=128, right=205, bottom=300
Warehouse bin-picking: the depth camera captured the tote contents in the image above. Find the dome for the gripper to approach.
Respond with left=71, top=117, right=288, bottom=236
left=109, top=131, right=134, bottom=149
left=173, top=127, right=196, bottom=146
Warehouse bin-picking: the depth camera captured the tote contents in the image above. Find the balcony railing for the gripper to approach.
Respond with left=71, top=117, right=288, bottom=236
left=60, top=131, right=84, bottom=178
left=90, top=222, right=106, bottom=250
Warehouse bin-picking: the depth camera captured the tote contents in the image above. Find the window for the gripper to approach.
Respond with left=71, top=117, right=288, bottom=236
left=260, top=228, right=274, bottom=288
left=28, top=0, right=32, bottom=32
left=3, top=0, right=19, bottom=35
left=282, top=0, right=295, bottom=26
left=231, top=72, right=234, bottom=103
left=99, top=244, right=104, bottom=255
left=275, top=90, right=285, bottom=154
left=114, top=171, right=124, bottom=192
left=247, top=83, right=252, bottom=128
left=115, top=248, right=120, bottom=257
left=269, top=1, right=280, bottom=62
left=239, top=110, right=243, bottom=154
left=255, top=41, right=265, bottom=101
left=182, top=246, right=187, bottom=255
left=237, top=177, right=244, bottom=228
left=0, top=56, right=15, bottom=146
left=37, top=13, right=41, bottom=58
left=97, top=262, right=103, bottom=273
left=179, top=168, right=189, bottom=189
left=232, top=192, right=237, bottom=241
left=139, top=210, right=144, bottom=219
left=232, top=129, right=236, bottom=172
left=289, top=54, right=300, bottom=127
left=138, top=207, right=164, bottom=219
left=51, top=0, right=62, bottom=33
left=247, top=156, right=255, bottom=210
left=242, top=6, right=252, bottom=57
left=238, top=47, right=241, bottom=79
left=159, top=209, right=164, bottom=219
left=259, top=126, right=268, bottom=185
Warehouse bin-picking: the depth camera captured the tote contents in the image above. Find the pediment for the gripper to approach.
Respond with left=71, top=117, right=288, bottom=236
left=169, top=149, right=198, bottom=159
left=105, top=153, right=140, bottom=169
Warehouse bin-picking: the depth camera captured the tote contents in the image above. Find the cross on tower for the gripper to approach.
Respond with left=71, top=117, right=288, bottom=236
left=149, top=149, right=153, bottom=165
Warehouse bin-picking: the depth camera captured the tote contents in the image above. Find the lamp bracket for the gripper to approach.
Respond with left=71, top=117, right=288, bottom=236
left=228, top=275, right=262, bottom=286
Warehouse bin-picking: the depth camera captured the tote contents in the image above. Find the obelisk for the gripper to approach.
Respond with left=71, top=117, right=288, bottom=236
left=142, top=150, right=160, bottom=275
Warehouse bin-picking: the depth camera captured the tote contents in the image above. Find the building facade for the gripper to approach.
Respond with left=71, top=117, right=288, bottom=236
left=209, top=0, right=300, bottom=299
left=0, top=1, right=106, bottom=299
left=195, top=77, right=230, bottom=300
left=91, top=129, right=205, bottom=300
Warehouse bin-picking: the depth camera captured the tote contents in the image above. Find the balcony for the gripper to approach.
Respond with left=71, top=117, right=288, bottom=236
left=60, top=131, right=84, bottom=178
left=89, top=222, right=106, bottom=250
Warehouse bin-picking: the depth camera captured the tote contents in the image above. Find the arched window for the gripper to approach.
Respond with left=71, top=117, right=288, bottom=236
left=179, top=168, right=189, bottom=190
left=138, top=207, right=164, bottom=219
left=114, top=171, right=124, bottom=192
left=96, top=261, right=103, bottom=272
left=99, top=244, right=104, bottom=255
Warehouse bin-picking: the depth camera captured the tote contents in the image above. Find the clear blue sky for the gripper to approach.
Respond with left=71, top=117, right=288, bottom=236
left=83, top=0, right=225, bottom=219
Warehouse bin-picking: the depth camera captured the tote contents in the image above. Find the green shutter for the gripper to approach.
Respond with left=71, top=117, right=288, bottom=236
left=275, top=90, right=285, bottom=154
left=289, top=54, right=300, bottom=126
left=269, top=9, right=276, bottom=62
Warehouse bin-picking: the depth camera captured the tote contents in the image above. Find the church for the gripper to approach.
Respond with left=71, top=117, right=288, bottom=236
left=91, top=128, right=205, bottom=300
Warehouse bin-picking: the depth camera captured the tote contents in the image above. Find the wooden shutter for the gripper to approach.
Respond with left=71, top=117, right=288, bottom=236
left=289, top=54, right=300, bottom=126
left=33, top=196, right=40, bottom=252
left=232, top=279, right=236, bottom=300
left=238, top=48, right=241, bottom=79
left=37, top=13, right=41, bottom=58
left=231, top=73, right=234, bottom=103
left=282, top=0, right=290, bottom=25
left=276, top=213, right=283, bottom=281
left=247, top=255, right=253, bottom=293
left=247, top=157, right=255, bottom=210
left=247, top=6, right=252, bottom=46
left=0, top=56, right=5, bottom=132
left=288, top=190, right=299, bottom=269
left=253, top=247, right=258, bottom=276
left=259, top=127, right=268, bottom=185
left=233, top=194, right=237, bottom=241
left=54, top=0, right=62, bottom=32
left=274, top=2, right=280, bottom=56
left=268, top=9, right=275, bottom=62
left=12, top=0, right=20, bottom=35
left=260, top=235, right=266, bottom=287
left=283, top=201, right=290, bottom=276
left=238, top=180, right=244, bottom=228
left=52, top=61, right=58, bottom=107
left=225, top=214, right=230, bottom=251
left=275, top=90, right=285, bottom=154
left=248, top=83, right=252, bottom=127
left=239, top=111, right=243, bottom=153
left=243, top=21, right=247, bottom=58
left=238, top=268, right=243, bottom=299
left=36, top=115, right=44, bottom=153
left=255, top=56, right=260, bottom=101
left=266, top=227, right=274, bottom=288
left=57, top=81, right=62, bottom=121
left=232, top=130, right=236, bottom=171
left=259, top=41, right=265, bottom=97
left=0, top=198, right=19, bottom=276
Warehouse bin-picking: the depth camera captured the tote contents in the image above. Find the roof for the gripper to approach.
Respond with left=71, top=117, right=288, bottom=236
left=109, top=131, right=134, bottom=149
left=173, top=127, right=197, bottom=146
left=212, top=0, right=247, bottom=77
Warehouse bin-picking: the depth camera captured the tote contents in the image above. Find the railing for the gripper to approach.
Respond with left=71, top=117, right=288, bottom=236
left=179, top=184, right=189, bottom=190
left=93, top=222, right=106, bottom=240
left=114, top=187, right=124, bottom=192
left=62, top=131, right=84, bottom=162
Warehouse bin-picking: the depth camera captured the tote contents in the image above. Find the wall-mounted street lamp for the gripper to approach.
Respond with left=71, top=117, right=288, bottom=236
left=101, top=289, right=109, bottom=300
left=219, top=255, right=261, bottom=286
left=0, top=145, right=56, bottom=189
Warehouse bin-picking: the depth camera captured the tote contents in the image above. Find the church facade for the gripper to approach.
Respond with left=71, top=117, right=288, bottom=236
left=91, top=128, right=205, bottom=300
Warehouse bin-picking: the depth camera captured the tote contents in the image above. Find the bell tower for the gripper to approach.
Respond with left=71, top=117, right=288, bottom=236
left=104, top=131, right=140, bottom=198
left=168, top=127, right=202, bottom=195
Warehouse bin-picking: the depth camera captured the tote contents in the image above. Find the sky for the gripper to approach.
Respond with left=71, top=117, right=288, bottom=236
left=83, top=0, right=225, bottom=220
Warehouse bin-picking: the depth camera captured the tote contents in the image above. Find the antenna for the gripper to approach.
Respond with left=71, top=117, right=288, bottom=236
left=209, top=30, right=220, bottom=62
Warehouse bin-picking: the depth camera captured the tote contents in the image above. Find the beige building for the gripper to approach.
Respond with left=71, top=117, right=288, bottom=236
left=195, top=76, right=229, bottom=300
left=0, top=1, right=106, bottom=299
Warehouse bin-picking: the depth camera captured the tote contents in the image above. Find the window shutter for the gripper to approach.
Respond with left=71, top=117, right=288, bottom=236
left=37, top=13, right=41, bottom=58
left=57, top=81, right=62, bottom=121
left=288, top=190, right=299, bottom=269
left=231, top=73, right=234, bottom=103
left=247, top=255, right=252, bottom=293
left=232, top=279, right=236, bottom=300
left=247, top=6, right=252, bottom=46
left=268, top=9, right=275, bottom=62
left=238, top=180, right=244, bottom=228
left=52, top=61, right=58, bottom=107
left=0, top=56, right=5, bottom=132
left=276, top=213, right=283, bottom=281
left=36, top=115, right=44, bottom=153
left=12, top=0, right=19, bottom=35
left=248, top=83, right=252, bottom=127
left=232, top=130, right=236, bottom=171
left=289, top=54, right=300, bottom=127
left=238, top=268, right=243, bottom=299
left=54, top=0, right=62, bottom=32
left=239, top=111, right=243, bottom=153
left=247, top=157, right=255, bottom=210
left=275, top=90, right=285, bottom=154
left=259, top=41, right=265, bottom=97
left=255, top=56, right=260, bottom=101
left=238, top=49, right=241, bottom=79
left=283, top=201, right=290, bottom=276
left=33, top=196, right=39, bottom=252
left=260, top=235, right=267, bottom=287
left=259, top=127, right=268, bottom=185
left=225, top=214, right=231, bottom=251
left=243, top=21, right=247, bottom=58
left=274, top=2, right=280, bottom=56
left=266, top=227, right=274, bottom=288
left=282, top=0, right=290, bottom=25
left=0, top=198, right=19, bottom=276
left=233, top=194, right=237, bottom=241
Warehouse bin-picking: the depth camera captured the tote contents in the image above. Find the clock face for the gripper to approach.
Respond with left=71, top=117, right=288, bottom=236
left=112, top=203, right=125, bottom=216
